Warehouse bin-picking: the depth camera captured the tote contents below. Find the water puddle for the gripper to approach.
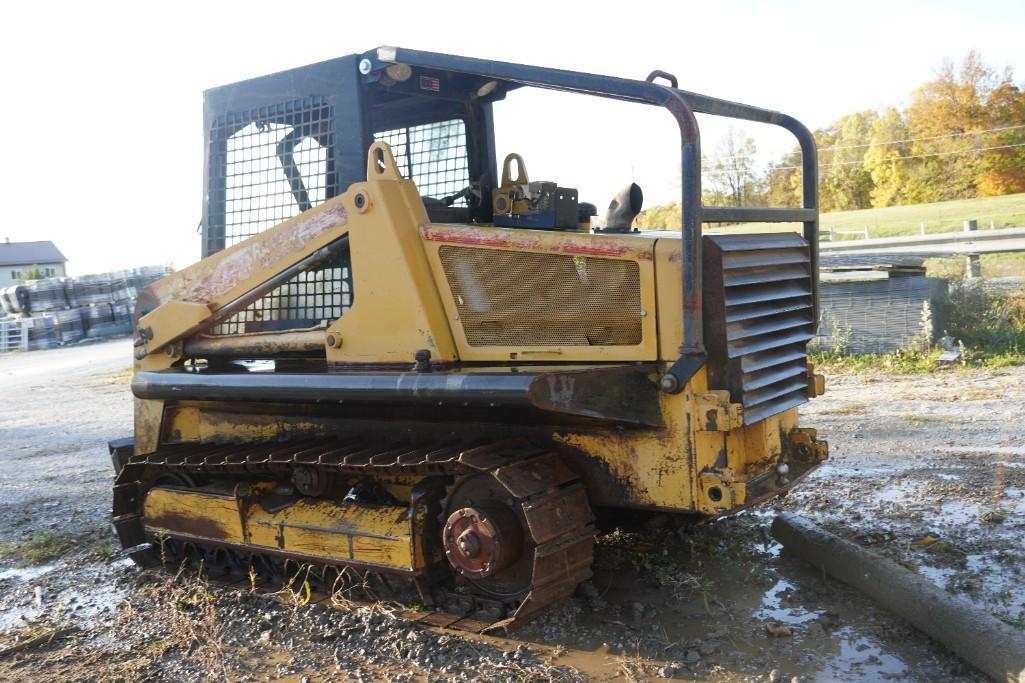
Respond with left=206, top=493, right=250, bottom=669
left=816, top=628, right=909, bottom=680
left=0, top=564, right=56, bottom=582
left=937, top=445, right=1025, bottom=457
left=755, top=578, right=822, bottom=625
left=0, top=563, right=129, bottom=633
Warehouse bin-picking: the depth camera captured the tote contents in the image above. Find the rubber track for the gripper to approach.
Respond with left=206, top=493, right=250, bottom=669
left=111, top=437, right=595, bottom=631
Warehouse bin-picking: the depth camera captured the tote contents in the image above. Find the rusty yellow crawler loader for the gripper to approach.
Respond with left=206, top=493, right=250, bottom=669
left=110, top=47, right=828, bottom=629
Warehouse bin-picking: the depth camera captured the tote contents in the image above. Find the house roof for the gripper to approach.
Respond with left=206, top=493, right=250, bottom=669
left=0, top=240, right=67, bottom=267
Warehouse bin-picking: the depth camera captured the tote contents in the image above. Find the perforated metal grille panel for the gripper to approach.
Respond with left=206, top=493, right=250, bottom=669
left=207, top=97, right=350, bottom=335
left=439, top=246, right=642, bottom=347
left=374, top=120, right=469, bottom=204
left=213, top=264, right=352, bottom=335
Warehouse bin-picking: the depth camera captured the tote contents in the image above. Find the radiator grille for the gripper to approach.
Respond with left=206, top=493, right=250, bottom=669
left=439, top=246, right=642, bottom=347
left=207, top=97, right=351, bottom=334
left=703, top=233, right=815, bottom=424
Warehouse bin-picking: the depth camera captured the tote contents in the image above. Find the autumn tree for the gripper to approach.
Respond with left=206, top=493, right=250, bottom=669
left=765, top=148, right=803, bottom=208
left=641, top=51, right=1025, bottom=221
left=818, top=111, right=876, bottom=211
left=978, top=78, right=1025, bottom=195
left=634, top=202, right=681, bottom=230
left=904, top=50, right=1001, bottom=201
left=864, top=108, right=911, bottom=207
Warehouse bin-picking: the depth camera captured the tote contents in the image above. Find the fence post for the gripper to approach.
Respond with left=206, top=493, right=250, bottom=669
left=920, top=223, right=926, bottom=235
left=963, top=219, right=978, bottom=232
left=965, top=254, right=982, bottom=278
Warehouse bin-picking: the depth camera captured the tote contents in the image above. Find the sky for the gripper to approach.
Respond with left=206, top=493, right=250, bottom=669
left=1, top=0, right=1023, bottom=275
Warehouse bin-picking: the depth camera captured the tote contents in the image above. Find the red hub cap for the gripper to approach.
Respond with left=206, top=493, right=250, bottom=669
left=443, top=505, right=523, bottom=579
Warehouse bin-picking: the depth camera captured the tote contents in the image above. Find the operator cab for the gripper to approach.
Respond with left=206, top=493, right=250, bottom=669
left=203, top=47, right=642, bottom=262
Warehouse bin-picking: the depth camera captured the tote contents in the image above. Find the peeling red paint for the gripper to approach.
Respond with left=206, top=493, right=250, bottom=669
left=563, top=242, right=634, bottom=259
left=421, top=224, right=652, bottom=261
left=421, top=224, right=542, bottom=251
left=153, top=203, right=348, bottom=306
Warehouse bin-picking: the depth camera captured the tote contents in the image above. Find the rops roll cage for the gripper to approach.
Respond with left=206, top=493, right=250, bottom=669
left=359, top=47, right=819, bottom=391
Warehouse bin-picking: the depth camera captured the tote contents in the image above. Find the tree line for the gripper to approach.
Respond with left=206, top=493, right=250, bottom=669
left=637, top=50, right=1025, bottom=228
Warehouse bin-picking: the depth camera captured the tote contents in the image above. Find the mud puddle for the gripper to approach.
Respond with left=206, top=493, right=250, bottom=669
left=0, top=559, right=130, bottom=636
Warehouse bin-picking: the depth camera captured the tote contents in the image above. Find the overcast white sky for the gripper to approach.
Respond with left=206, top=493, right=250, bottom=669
left=1, top=0, right=1023, bottom=274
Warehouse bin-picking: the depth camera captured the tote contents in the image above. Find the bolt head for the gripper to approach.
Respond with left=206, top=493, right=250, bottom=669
left=358, top=58, right=373, bottom=75
left=659, top=373, right=679, bottom=393
left=775, top=463, right=790, bottom=476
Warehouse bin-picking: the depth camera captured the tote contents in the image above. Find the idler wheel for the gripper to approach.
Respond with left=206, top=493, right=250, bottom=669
left=441, top=472, right=534, bottom=599
left=443, top=505, right=523, bottom=579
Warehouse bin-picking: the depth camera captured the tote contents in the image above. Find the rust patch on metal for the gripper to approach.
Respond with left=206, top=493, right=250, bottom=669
left=563, top=241, right=642, bottom=259
left=420, top=224, right=652, bottom=261
left=421, top=224, right=543, bottom=251
left=121, top=439, right=594, bottom=631
left=145, top=509, right=231, bottom=541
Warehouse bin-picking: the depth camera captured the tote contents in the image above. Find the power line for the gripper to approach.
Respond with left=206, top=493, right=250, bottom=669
left=712, top=123, right=1025, bottom=162
left=797, top=141, right=1025, bottom=170
left=818, top=123, right=1025, bottom=154
left=702, top=141, right=1025, bottom=177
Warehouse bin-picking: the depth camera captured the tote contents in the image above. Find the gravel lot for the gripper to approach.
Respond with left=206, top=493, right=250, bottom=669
left=0, top=340, right=1022, bottom=681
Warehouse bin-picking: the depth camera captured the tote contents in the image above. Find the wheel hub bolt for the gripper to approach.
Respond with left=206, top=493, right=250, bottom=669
left=457, top=530, right=481, bottom=558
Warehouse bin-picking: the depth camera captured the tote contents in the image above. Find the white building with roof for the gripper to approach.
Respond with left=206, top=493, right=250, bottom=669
left=0, top=239, right=67, bottom=287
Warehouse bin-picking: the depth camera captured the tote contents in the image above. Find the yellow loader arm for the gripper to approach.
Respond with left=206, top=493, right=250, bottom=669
left=133, top=141, right=446, bottom=368
left=133, top=193, right=349, bottom=362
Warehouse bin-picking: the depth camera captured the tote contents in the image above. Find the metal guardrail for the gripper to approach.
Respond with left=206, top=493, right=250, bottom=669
left=821, top=228, right=870, bottom=242
left=819, top=227, right=1025, bottom=256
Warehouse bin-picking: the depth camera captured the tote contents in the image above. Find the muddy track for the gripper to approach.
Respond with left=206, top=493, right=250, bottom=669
left=113, top=439, right=594, bottom=631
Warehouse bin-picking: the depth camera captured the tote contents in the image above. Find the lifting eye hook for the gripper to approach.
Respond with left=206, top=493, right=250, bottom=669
left=645, top=70, right=679, bottom=89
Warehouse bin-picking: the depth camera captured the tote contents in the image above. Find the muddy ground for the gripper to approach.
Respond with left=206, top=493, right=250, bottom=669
left=0, top=339, right=1022, bottom=682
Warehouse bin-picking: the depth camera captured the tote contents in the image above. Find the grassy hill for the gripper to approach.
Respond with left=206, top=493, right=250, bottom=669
left=698, top=192, right=1025, bottom=278
left=819, top=192, right=1025, bottom=239
left=706, top=192, right=1025, bottom=238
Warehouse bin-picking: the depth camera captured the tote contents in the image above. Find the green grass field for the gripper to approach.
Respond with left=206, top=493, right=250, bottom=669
left=823, top=194, right=1025, bottom=278
left=705, top=192, right=1025, bottom=278
left=819, top=192, right=1025, bottom=239
left=713, top=192, right=1025, bottom=238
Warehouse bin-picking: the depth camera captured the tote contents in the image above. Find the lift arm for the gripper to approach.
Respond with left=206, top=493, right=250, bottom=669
left=133, top=181, right=353, bottom=361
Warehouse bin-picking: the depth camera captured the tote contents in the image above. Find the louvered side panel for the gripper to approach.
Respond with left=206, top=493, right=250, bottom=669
left=703, top=233, right=815, bottom=425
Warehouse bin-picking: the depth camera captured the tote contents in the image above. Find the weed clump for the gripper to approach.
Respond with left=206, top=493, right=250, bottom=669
left=0, top=530, right=78, bottom=565
left=947, top=281, right=1025, bottom=363
left=811, top=281, right=1025, bottom=374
